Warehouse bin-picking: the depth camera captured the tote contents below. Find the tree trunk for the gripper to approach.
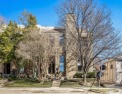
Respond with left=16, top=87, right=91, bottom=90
left=83, top=72, right=87, bottom=85
left=37, top=63, right=41, bottom=81
left=33, top=65, right=37, bottom=79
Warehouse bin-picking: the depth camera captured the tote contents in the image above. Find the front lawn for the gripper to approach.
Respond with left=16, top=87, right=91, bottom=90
left=60, top=81, right=81, bottom=87
left=60, top=78, right=98, bottom=88
left=5, top=79, right=52, bottom=87
left=0, top=77, right=2, bottom=80
left=4, top=78, right=97, bottom=88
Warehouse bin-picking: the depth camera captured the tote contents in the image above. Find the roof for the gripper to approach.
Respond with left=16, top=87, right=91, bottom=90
left=1, top=24, right=65, bottom=33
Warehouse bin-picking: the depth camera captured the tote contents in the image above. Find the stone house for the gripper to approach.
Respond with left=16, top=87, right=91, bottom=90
left=0, top=14, right=94, bottom=78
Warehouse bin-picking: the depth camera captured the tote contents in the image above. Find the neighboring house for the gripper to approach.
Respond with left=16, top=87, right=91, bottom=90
left=101, top=56, right=122, bottom=84
left=0, top=14, right=94, bottom=78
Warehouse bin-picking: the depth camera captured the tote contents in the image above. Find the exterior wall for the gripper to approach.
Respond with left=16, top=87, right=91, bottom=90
left=0, top=13, right=93, bottom=78
left=66, top=59, right=77, bottom=78
left=89, top=65, right=94, bottom=72
left=115, top=60, right=122, bottom=84
left=0, top=26, right=93, bottom=79
left=65, top=14, right=77, bottom=78
left=43, top=29, right=65, bottom=76
left=54, top=33, right=60, bottom=71
left=101, top=59, right=122, bottom=84
left=0, top=63, right=3, bottom=74
left=54, top=32, right=65, bottom=74
left=65, top=14, right=94, bottom=78
left=101, top=60, right=116, bottom=83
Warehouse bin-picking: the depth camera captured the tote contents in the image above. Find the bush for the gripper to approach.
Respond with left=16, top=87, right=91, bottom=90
left=73, top=72, right=95, bottom=78
left=87, top=72, right=95, bottom=78
left=25, top=78, right=40, bottom=83
left=8, top=75, right=17, bottom=81
left=73, top=73, right=83, bottom=78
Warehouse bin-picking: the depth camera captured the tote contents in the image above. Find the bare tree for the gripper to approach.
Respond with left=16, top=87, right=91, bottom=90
left=16, top=29, right=56, bottom=81
left=0, top=16, right=5, bottom=32
left=57, top=0, right=122, bottom=84
left=19, top=11, right=31, bottom=27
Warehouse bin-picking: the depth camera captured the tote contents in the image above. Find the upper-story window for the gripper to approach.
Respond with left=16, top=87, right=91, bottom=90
left=81, top=37, right=88, bottom=47
left=59, top=34, right=65, bottom=46
left=110, top=64, right=113, bottom=69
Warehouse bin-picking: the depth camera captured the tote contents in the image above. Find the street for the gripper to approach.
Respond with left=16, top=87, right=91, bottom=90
left=0, top=87, right=121, bottom=94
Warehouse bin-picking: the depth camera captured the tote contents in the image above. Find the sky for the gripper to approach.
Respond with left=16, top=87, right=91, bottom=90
left=0, top=0, right=122, bottom=31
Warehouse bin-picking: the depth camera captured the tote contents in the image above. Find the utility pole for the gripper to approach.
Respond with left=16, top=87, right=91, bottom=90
left=99, top=63, right=102, bottom=89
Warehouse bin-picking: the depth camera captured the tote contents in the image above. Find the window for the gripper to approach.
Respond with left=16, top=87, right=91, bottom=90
left=59, top=34, right=65, bottom=46
left=48, top=61, right=55, bottom=74
left=78, top=65, right=82, bottom=71
left=59, top=55, right=65, bottom=72
left=81, top=37, right=88, bottom=47
left=77, top=58, right=82, bottom=72
left=48, top=56, right=55, bottom=74
left=110, top=65, right=113, bottom=69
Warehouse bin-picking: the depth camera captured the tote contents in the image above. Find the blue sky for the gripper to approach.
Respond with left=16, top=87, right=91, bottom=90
left=0, top=0, right=122, bottom=31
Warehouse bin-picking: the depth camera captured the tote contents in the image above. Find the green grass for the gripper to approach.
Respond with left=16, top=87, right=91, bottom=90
left=60, top=81, right=81, bottom=87
left=60, top=81, right=98, bottom=88
left=0, top=77, right=2, bottom=80
left=69, top=78, right=96, bottom=83
left=5, top=79, right=52, bottom=87
left=60, top=78, right=97, bottom=88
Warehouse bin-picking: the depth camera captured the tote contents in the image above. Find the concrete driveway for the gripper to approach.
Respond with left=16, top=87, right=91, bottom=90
left=106, top=84, right=122, bottom=89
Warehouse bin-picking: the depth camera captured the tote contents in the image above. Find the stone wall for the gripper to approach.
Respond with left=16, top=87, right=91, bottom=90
left=0, top=64, right=3, bottom=74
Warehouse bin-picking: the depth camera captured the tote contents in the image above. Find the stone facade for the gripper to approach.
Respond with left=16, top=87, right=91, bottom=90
left=0, top=14, right=94, bottom=78
left=0, top=64, right=3, bottom=74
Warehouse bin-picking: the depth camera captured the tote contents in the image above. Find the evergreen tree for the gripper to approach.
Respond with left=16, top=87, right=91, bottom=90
left=27, top=14, right=37, bottom=28
left=0, top=21, right=23, bottom=63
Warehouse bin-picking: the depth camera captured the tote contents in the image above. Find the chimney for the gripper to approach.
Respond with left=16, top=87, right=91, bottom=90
left=65, top=13, right=76, bottom=32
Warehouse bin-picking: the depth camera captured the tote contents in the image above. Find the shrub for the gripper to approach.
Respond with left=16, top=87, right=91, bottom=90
left=73, top=72, right=95, bottom=78
left=8, top=75, right=17, bottom=81
left=73, top=73, right=83, bottom=78
left=87, top=72, right=95, bottom=78
left=25, top=78, right=40, bottom=83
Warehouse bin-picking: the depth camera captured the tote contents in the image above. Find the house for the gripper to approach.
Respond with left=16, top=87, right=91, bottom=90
left=101, top=56, right=122, bottom=84
left=0, top=14, right=94, bottom=78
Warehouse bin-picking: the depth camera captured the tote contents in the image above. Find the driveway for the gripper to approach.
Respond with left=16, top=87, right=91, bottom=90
left=106, top=84, right=122, bottom=89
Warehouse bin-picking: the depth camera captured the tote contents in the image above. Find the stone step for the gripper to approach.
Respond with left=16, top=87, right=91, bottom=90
left=0, top=79, right=8, bottom=87
left=52, top=80, right=61, bottom=87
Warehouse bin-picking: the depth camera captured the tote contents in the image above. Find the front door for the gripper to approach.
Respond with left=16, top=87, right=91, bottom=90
left=4, top=63, right=10, bottom=74
left=48, top=60, right=55, bottom=74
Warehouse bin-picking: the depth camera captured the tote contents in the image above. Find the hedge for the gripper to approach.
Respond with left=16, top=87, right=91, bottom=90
left=73, top=72, right=95, bottom=78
